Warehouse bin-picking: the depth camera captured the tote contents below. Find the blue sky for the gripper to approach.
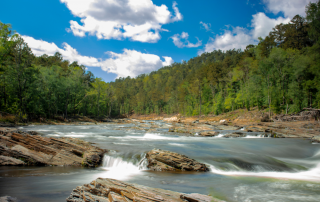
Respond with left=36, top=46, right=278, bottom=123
left=0, top=0, right=315, bottom=82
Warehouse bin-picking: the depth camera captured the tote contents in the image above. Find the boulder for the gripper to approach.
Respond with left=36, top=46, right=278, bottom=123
left=311, top=136, right=320, bottom=143
left=146, top=149, right=209, bottom=172
left=66, top=178, right=224, bottom=202
left=224, top=132, right=246, bottom=138
left=199, top=131, right=219, bottom=137
left=0, top=128, right=107, bottom=167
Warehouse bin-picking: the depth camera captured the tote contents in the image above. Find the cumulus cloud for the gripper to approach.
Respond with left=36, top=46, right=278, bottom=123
left=251, top=12, right=290, bottom=39
left=199, top=27, right=254, bottom=54
left=22, top=35, right=101, bottom=67
left=21, top=35, right=173, bottom=78
left=102, top=49, right=173, bottom=78
left=199, top=12, right=290, bottom=54
left=200, top=21, right=211, bottom=31
left=263, top=0, right=318, bottom=18
left=171, top=32, right=202, bottom=48
left=60, top=0, right=182, bottom=43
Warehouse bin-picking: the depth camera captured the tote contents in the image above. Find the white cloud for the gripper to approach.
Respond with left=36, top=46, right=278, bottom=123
left=171, top=32, right=202, bottom=48
left=199, top=27, right=254, bottom=54
left=199, top=12, right=290, bottom=54
left=200, top=21, right=211, bottom=31
left=60, top=0, right=182, bottom=43
left=263, top=0, right=318, bottom=18
left=21, top=35, right=173, bottom=78
left=102, top=49, right=173, bottom=78
left=251, top=12, right=290, bottom=40
left=22, top=35, right=101, bottom=67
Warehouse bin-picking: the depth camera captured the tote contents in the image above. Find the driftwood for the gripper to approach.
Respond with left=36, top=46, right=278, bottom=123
left=273, top=108, right=320, bottom=122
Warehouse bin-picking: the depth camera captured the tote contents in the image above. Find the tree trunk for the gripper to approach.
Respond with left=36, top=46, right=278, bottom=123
left=109, top=101, right=112, bottom=117
left=65, top=88, right=70, bottom=119
left=199, top=82, right=202, bottom=118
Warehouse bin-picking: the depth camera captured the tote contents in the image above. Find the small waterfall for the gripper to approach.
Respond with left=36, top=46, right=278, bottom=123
left=102, top=154, right=148, bottom=171
left=100, top=154, right=148, bottom=180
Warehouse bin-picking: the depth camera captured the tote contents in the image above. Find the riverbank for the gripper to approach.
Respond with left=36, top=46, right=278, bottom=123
left=2, top=108, right=319, bottom=139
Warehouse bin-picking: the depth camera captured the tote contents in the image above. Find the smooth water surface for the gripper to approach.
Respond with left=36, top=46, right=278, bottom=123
left=1, top=122, right=320, bottom=202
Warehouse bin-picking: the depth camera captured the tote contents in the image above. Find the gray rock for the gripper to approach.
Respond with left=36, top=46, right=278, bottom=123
left=146, top=149, right=209, bottom=172
left=0, top=196, right=17, bottom=202
left=224, top=132, right=246, bottom=138
left=311, top=136, right=320, bottom=143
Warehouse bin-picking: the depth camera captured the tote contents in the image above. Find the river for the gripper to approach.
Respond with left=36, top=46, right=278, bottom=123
left=0, top=121, right=319, bottom=202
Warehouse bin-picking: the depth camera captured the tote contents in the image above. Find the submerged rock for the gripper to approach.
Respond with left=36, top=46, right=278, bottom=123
left=0, top=128, right=107, bottom=167
left=224, top=132, right=246, bottom=138
left=66, top=178, right=223, bottom=202
left=146, top=149, right=209, bottom=172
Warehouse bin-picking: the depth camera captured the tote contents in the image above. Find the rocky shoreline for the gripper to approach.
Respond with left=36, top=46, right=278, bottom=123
left=0, top=114, right=318, bottom=201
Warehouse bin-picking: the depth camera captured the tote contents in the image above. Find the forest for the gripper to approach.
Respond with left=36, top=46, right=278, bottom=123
left=0, top=1, right=320, bottom=121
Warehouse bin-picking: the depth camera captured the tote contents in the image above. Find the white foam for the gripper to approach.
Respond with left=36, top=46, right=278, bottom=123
left=244, top=135, right=265, bottom=138
left=209, top=162, right=320, bottom=181
left=47, top=134, right=60, bottom=137
left=64, top=134, right=86, bottom=137
left=113, top=142, right=133, bottom=145
left=169, top=143, right=186, bottom=147
left=109, top=133, right=176, bottom=140
left=100, top=155, right=145, bottom=180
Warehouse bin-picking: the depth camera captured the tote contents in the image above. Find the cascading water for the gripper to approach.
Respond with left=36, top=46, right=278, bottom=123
left=4, top=123, right=320, bottom=202
left=100, top=154, right=148, bottom=180
left=207, top=150, right=320, bottom=181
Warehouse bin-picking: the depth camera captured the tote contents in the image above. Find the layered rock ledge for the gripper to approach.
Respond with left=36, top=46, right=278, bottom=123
left=66, top=178, right=223, bottom=202
left=0, top=127, right=107, bottom=167
left=146, top=149, right=209, bottom=172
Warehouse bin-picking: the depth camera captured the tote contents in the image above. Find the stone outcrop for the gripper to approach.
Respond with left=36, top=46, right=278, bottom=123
left=311, top=136, right=320, bottom=143
left=0, top=128, right=107, bottom=167
left=199, top=131, right=219, bottom=137
left=146, top=149, right=209, bottom=172
left=66, top=178, right=223, bottom=202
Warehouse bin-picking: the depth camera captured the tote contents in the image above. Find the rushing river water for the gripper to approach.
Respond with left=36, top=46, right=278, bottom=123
left=1, top=121, right=320, bottom=202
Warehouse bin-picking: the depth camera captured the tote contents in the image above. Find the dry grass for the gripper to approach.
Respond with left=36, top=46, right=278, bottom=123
left=0, top=115, right=17, bottom=123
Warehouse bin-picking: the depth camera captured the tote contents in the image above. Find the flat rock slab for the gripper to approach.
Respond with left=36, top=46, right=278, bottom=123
left=146, top=149, right=209, bottom=172
left=66, top=178, right=224, bottom=202
left=199, top=131, right=219, bottom=137
left=0, top=128, right=107, bottom=167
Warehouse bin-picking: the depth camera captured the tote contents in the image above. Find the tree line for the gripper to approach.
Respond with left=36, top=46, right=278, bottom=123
left=1, top=1, right=319, bottom=121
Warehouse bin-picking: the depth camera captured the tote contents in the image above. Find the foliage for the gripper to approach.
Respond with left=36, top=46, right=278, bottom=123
left=1, top=2, right=320, bottom=120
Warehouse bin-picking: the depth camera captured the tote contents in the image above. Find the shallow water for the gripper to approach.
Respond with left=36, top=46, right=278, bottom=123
left=1, top=122, right=320, bottom=202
